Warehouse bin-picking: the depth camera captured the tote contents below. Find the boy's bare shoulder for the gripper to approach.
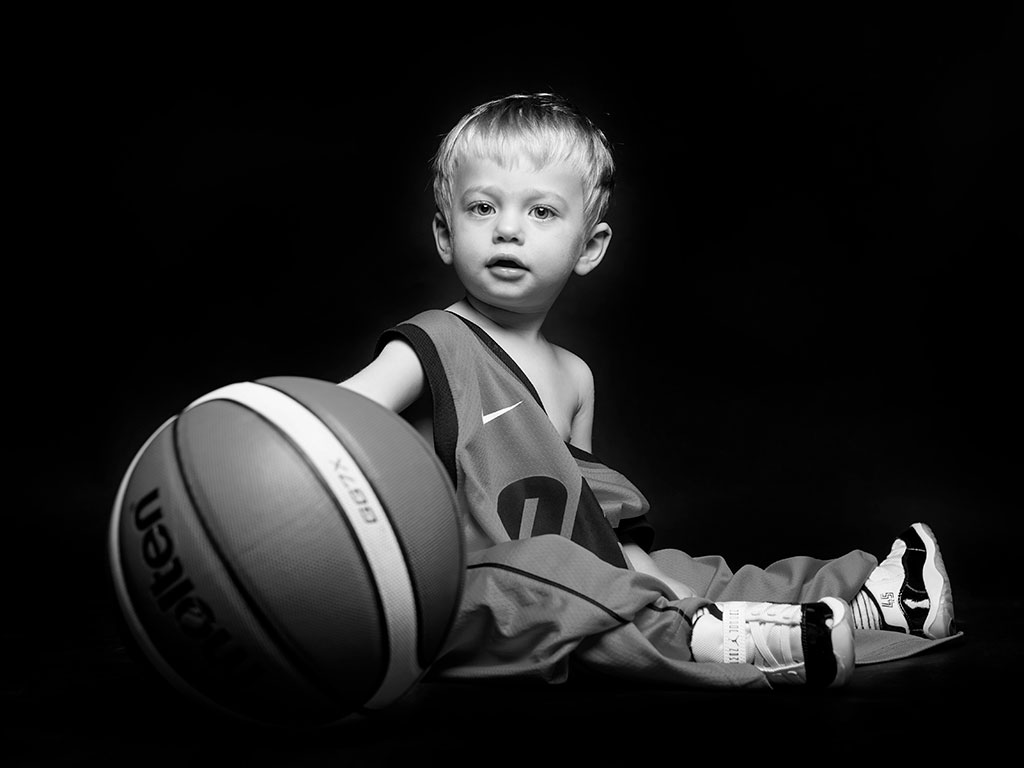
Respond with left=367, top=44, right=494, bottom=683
left=551, top=343, right=595, bottom=396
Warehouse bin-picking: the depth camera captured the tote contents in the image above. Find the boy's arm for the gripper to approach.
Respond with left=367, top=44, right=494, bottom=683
left=338, top=339, right=425, bottom=413
left=568, top=355, right=596, bottom=452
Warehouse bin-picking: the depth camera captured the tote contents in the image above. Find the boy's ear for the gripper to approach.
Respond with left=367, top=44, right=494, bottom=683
left=433, top=212, right=454, bottom=265
left=574, top=222, right=612, bottom=276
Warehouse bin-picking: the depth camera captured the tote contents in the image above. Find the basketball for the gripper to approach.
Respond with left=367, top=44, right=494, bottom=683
left=108, top=376, right=464, bottom=727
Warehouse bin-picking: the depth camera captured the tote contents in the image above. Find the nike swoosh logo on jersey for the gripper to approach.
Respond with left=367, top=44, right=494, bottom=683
left=482, top=401, right=523, bottom=424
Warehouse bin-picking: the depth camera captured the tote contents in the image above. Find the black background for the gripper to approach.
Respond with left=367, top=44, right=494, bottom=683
left=9, top=7, right=1019, bottom=758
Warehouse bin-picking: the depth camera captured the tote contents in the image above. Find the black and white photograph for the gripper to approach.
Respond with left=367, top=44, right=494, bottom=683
left=9, top=8, right=1018, bottom=765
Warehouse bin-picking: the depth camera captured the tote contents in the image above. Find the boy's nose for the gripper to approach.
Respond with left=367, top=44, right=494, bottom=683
left=492, top=213, right=523, bottom=242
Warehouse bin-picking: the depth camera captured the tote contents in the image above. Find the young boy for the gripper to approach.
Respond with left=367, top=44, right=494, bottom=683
left=340, top=93, right=957, bottom=690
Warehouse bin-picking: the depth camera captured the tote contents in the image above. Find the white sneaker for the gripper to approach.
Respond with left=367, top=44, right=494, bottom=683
left=691, top=597, right=855, bottom=688
left=862, top=522, right=955, bottom=639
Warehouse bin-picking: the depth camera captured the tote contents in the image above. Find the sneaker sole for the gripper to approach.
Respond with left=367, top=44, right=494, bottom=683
left=820, top=597, right=855, bottom=687
left=911, top=522, right=956, bottom=639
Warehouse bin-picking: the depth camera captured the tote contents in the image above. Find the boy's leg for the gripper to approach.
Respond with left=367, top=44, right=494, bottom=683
left=579, top=593, right=855, bottom=688
left=851, top=522, right=956, bottom=639
left=432, top=534, right=698, bottom=684
left=648, top=546, right=876, bottom=604
left=432, top=535, right=854, bottom=689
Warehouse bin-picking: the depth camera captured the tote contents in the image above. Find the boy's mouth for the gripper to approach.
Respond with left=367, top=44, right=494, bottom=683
left=487, top=255, right=527, bottom=271
left=487, top=255, right=528, bottom=281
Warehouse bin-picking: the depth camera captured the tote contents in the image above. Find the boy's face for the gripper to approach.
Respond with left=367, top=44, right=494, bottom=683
left=434, top=154, right=609, bottom=317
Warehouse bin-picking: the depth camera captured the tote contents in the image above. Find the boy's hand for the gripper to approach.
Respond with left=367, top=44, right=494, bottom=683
left=620, top=543, right=698, bottom=600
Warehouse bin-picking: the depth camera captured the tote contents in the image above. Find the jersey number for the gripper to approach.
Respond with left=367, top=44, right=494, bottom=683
left=495, top=475, right=627, bottom=569
left=496, top=476, right=568, bottom=540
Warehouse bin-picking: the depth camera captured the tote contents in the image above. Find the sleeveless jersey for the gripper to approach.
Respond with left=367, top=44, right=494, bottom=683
left=378, top=309, right=653, bottom=568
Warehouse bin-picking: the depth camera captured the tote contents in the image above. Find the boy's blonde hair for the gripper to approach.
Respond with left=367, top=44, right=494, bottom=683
left=431, top=93, right=616, bottom=231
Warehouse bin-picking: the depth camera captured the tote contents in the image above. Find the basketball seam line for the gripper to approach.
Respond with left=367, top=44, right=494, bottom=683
left=257, top=381, right=401, bottom=653
left=171, top=402, right=358, bottom=711
left=259, top=379, right=439, bottom=671
left=232, top=392, right=399, bottom=688
left=226, top=381, right=434, bottom=708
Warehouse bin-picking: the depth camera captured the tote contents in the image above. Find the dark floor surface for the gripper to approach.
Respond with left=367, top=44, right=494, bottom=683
left=6, top=583, right=1016, bottom=767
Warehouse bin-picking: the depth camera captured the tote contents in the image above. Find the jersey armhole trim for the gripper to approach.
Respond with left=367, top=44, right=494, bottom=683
left=377, top=324, right=459, bottom=486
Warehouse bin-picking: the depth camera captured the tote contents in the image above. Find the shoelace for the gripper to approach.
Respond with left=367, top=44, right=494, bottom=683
left=742, top=603, right=803, bottom=670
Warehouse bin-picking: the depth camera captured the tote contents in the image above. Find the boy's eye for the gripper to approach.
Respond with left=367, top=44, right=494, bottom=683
left=532, top=205, right=555, bottom=220
left=470, top=202, right=494, bottom=216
